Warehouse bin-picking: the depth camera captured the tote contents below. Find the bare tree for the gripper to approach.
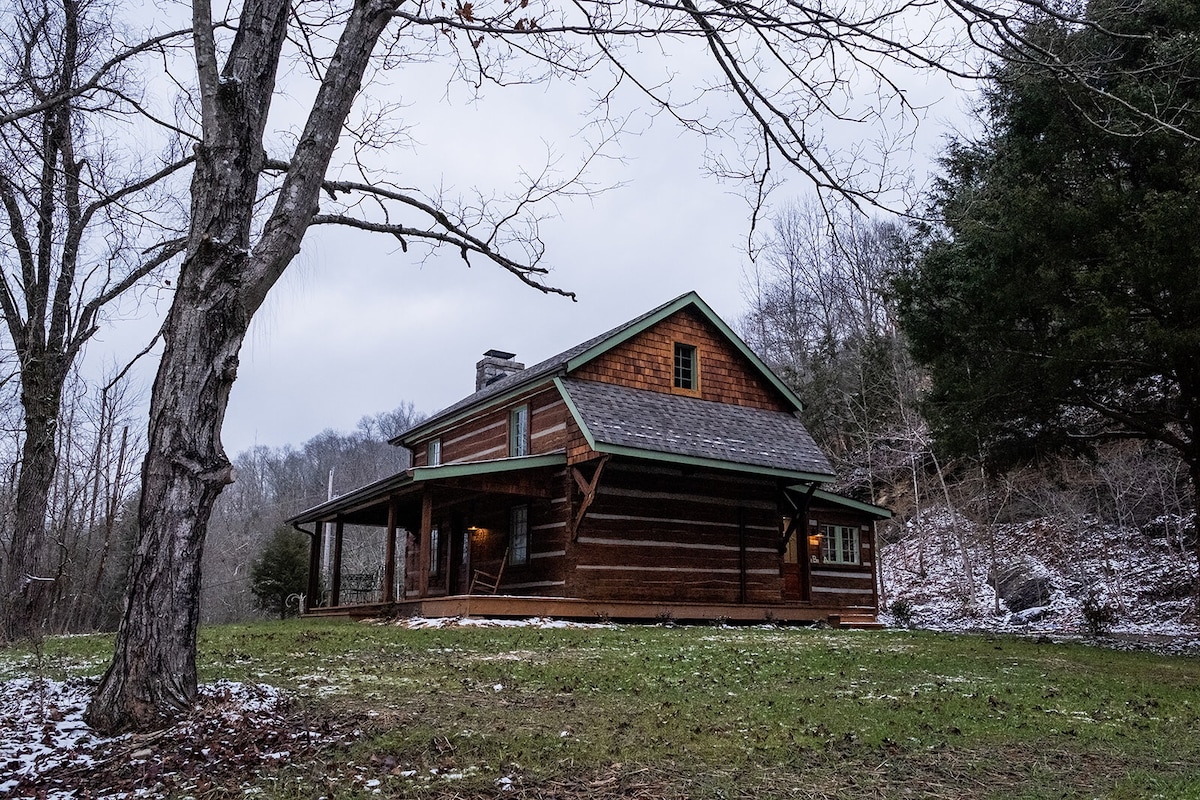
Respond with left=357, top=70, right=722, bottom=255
left=79, top=0, right=975, bottom=732
left=81, top=0, right=1197, bottom=731
left=0, top=0, right=190, bottom=641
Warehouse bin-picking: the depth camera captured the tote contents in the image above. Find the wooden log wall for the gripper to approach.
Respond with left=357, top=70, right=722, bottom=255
left=565, top=462, right=785, bottom=605
left=403, top=471, right=573, bottom=598
left=570, top=307, right=790, bottom=411
left=412, top=387, right=569, bottom=467
left=805, top=505, right=877, bottom=610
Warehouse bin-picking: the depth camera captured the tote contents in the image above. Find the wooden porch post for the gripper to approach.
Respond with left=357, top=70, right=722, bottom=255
left=306, top=524, right=322, bottom=611
left=384, top=497, right=398, bottom=603
left=418, top=491, right=432, bottom=597
left=331, top=518, right=344, bottom=607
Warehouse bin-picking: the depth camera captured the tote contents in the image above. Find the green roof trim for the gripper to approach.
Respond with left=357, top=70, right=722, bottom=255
left=591, top=441, right=835, bottom=484
left=801, top=488, right=893, bottom=519
left=553, top=376, right=599, bottom=449
left=287, top=454, right=568, bottom=524
left=564, top=292, right=805, bottom=412
left=411, top=453, right=566, bottom=481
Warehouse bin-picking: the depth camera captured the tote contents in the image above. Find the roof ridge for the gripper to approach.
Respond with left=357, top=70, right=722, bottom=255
left=392, top=291, right=698, bottom=443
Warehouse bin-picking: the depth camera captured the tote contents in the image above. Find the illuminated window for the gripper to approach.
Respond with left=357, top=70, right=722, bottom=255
left=820, top=525, right=860, bottom=565
left=673, top=343, right=698, bottom=391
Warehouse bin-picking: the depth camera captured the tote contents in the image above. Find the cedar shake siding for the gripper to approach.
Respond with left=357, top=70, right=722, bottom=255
left=571, top=306, right=791, bottom=411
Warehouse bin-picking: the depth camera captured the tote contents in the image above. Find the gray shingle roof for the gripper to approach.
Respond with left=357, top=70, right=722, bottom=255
left=560, top=378, right=834, bottom=478
left=393, top=294, right=687, bottom=444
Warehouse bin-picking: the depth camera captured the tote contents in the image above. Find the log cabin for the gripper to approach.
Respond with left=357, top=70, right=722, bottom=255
left=287, top=291, right=890, bottom=626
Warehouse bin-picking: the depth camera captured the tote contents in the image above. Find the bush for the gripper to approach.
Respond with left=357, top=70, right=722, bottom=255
left=889, top=598, right=915, bottom=628
left=1081, top=590, right=1117, bottom=637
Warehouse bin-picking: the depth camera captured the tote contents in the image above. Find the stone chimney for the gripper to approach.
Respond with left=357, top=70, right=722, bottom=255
left=475, top=349, right=524, bottom=390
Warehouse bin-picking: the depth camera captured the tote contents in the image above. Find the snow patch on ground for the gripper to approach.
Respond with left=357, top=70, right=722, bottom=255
left=0, top=678, right=307, bottom=799
left=379, top=615, right=615, bottom=630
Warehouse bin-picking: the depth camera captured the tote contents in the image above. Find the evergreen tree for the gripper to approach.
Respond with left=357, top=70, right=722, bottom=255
left=249, top=527, right=310, bottom=619
left=895, top=0, right=1200, bottom=589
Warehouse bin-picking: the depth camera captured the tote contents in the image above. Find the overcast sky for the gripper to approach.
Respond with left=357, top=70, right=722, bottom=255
left=81, top=10, right=974, bottom=458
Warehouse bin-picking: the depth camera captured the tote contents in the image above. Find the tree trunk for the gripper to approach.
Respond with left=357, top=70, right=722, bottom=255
left=1191, top=459, right=1200, bottom=611
left=85, top=248, right=249, bottom=730
left=1, top=363, right=66, bottom=642
left=85, top=0, right=396, bottom=731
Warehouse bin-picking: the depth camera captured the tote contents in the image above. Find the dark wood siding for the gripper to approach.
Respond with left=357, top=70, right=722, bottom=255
left=805, top=506, right=877, bottom=609
left=416, top=386, right=568, bottom=466
left=403, top=471, right=573, bottom=599
left=570, top=307, right=790, bottom=411
left=565, top=462, right=784, bottom=604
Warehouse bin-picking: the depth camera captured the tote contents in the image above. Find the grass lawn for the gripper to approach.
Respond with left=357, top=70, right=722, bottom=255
left=5, top=620, right=1199, bottom=798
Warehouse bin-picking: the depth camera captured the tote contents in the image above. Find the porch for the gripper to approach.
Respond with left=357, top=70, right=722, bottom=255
left=302, top=593, right=882, bottom=628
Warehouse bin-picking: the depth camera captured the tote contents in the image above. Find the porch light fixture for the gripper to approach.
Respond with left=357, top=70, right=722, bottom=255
left=807, top=533, right=823, bottom=548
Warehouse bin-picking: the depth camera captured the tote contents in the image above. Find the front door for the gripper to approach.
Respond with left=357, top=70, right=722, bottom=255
left=782, top=519, right=812, bottom=602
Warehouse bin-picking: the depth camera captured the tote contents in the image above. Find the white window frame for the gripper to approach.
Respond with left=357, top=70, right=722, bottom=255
left=508, top=404, right=530, bottom=457
left=428, top=438, right=442, bottom=466
left=509, top=505, right=529, bottom=566
left=820, top=524, right=860, bottom=565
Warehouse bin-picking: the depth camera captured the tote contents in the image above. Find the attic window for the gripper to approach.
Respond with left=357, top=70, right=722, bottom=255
left=673, top=343, right=698, bottom=392
left=428, top=438, right=442, bottom=466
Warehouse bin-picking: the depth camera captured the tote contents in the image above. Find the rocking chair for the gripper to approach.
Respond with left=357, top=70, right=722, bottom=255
left=470, top=548, right=509, bottom=595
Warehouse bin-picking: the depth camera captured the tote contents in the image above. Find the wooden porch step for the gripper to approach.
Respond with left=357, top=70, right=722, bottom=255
left=830, top=613, right=884, bottom=629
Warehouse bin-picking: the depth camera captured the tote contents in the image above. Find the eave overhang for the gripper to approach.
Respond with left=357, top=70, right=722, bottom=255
left=287, top=453, right=568, bottom=525
left=557, top=377, right=835, bottom=485
left=788, top=487, right=893, bottom=519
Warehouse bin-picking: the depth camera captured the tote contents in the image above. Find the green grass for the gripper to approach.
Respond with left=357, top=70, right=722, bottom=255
left=5, top=620, right=1199, bottom=798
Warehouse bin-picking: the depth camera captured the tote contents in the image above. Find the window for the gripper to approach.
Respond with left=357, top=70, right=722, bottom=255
left=509, top=506, right=529, bottom=566
left=508, top=404, right=530, bottom=457
left=820, top=524, right=860, bottom=565
left=673, top=342, right=698, bottom=391
left=428, top=438, right=441, bottom=466
left=429, top=526, right=441, bottom=575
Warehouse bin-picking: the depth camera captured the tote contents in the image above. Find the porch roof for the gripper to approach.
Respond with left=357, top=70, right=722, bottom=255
left=285, top=453, right=568, bottom=526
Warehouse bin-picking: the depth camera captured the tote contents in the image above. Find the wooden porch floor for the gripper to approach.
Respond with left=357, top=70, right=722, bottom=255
left=304, top=594, right=882, bottom=628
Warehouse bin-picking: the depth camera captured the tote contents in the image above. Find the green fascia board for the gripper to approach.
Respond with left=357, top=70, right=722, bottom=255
left=593, top=441, right=835, bottom=484
left=563, top=291, right=806, bottom=413
left=288, top=454, right=568, bottom=524
left=411, top=453, right=566, bottom=481
left=553, top=376, right=599, bottom=450
left=799, top=487, right=893, bottom=519
left=286, top=470, right=416, bottom=524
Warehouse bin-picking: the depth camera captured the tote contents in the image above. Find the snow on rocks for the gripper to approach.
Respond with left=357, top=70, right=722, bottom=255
left=881, top=508, right=1200, bottom=652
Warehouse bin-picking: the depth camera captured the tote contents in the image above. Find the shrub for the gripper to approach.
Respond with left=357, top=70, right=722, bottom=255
left=1081, top=590, right=1117, bottom=637
left=890, top=598, right=915, bottom=628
